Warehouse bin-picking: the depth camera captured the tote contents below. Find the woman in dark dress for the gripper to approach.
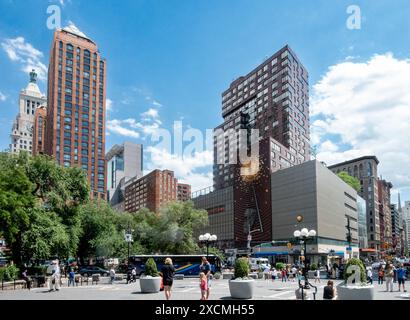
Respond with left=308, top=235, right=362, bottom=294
left=160, top=257, right=175, bottom=300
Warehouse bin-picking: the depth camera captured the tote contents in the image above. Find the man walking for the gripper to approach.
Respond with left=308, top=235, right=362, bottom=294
left=200, top=257, right=212, bottom=300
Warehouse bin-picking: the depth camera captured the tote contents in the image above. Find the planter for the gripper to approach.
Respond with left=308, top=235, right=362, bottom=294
left=229, top=279, right=254, bottom=299
left=140, top=276, right=161, bottom=293
left=223, top=272, right=234, bottom=280
left=337, top=283, right=374, bottom=300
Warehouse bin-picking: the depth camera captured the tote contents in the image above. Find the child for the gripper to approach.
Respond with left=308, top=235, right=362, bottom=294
left=199, top=272, right=208, bottom=300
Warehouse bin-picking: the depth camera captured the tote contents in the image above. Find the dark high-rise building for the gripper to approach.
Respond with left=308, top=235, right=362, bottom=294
left=44, top=26, right=107, bottom=199
left=197, top=45, right=311, bottom=247
left=214, top=45, right=310, bottom=189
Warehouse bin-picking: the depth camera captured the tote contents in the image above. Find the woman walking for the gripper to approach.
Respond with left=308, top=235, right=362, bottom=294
left=160, top=257, right=175, bottom=300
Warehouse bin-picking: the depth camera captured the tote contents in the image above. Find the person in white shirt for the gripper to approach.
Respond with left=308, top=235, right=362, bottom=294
left=367, top=268, right=373, bottom=284
left=314, top=268, right=321, bottom=283
left=48, top=260, right=61, bottom=291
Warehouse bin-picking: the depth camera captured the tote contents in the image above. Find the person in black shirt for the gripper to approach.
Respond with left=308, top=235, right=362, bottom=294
left=160, top=257, right=175, bottom=300
left=323, top=280, right=337, bottom=300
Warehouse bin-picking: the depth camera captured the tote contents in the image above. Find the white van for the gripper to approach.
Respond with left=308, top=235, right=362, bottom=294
left=250, top=258, right=270, bottom=272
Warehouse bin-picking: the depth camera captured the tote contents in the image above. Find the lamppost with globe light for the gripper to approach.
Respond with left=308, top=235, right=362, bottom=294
left=293, top=228, right=317, bottom=290
left=199, top=233, right=217, bottom=258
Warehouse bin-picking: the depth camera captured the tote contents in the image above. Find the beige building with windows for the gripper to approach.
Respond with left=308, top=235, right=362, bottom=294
left=10, top=70, right=47, bottom=154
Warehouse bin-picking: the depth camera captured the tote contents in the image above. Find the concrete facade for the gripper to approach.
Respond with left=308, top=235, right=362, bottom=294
left=192, top=186, right=234, bottom=249
left=106, top=142, right=143, bottom=207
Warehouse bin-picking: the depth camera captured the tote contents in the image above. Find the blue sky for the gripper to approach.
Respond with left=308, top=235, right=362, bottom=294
left=0, top=0, right=409, bottom=203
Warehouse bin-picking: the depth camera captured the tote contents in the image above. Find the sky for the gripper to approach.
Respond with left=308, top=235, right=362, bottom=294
left=0, top=0, right=409, bottom=205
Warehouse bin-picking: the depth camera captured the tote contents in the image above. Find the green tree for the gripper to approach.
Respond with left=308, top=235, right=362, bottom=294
left=0, top=152, right=36, bottom=265
left=21, top=208, right=70, bottom=261
left=133, top=201, right=208, bottom=254
left=337, top=171, right=361, bottom=192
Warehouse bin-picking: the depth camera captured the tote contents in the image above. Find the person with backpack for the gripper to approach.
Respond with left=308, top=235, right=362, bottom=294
left=397, top=263, right=407, bottom=292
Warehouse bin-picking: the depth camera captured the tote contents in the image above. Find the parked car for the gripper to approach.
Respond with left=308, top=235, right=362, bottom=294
left=78, top=265, right=109, bottom=277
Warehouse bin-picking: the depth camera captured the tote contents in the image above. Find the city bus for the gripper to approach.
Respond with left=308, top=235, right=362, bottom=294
left=128, top=255, right=222, bottom=277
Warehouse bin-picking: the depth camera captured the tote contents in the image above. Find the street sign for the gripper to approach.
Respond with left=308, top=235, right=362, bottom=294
left=125, top=234, right=133, bottom=242
left=346, top=247, right=352, bottom=253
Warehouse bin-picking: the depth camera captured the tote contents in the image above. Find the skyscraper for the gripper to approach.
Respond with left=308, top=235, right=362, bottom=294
left=213, top=45, right=310, bottom=189
left=44, top=25, right=107, bottom=199
left=10, top=70, right=47, bottom=154
left=206, top=45, right=310, bottom=247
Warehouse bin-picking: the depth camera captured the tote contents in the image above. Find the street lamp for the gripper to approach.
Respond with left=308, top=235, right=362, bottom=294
left=199, top=233, right=217, bottom=258
left=293, top=228, right=316, bottom=291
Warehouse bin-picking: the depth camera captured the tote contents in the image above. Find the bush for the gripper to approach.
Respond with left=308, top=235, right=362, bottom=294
left=343, top=258, right=366, bottom=284
left=28, top=266, right=47, bottom=276
left=214, top=272, right=221, bottom=280
left=234, top=258, right=250, bottom=279
left=144, top=258, right=159, bottom=277
left=0, top=265, right=20, bottom=281
left=310, top=263, right=318, bottom=271
left=276, top=262, right=285, bottom=270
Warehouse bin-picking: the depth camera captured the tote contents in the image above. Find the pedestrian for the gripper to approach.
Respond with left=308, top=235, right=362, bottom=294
left=199, top=272, right=208, bottom=300
left=291, top=266, right=297, bottom=282
left=367, top=267, right=373, bottom=284
left=68, top=268, right=75, bottom=287
left=263, top=265, right=271, bottom=281
left=281, top=268, right=287, bottom=282
left=109, top=266, right=116, bottom=284
left=323, top=280, right=337, bottom=300
left=160, top=257, right=175, bottom=300
left=385, top=263, right=394, bottom=292
left=314, top=268, right=321, bottom=283
left=131, top=267, right=137, bottom=283
left=22, top=269, right=31, bottom=290
left=271, top=267, right=277, bottom=282
left=49, top=260, right=60, bottom=291
left=397, top=263, right=407, bottom=292
left=199, top=257, right=212, bottom=300
left=378, top=266, right=385, bottom=285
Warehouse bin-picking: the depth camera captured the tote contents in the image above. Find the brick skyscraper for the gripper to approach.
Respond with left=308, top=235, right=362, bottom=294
left=44, top=25, right=107, bottom=199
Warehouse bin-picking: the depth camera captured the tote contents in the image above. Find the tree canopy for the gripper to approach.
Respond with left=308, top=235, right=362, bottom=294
left=0, top=152, right=210, bottom=266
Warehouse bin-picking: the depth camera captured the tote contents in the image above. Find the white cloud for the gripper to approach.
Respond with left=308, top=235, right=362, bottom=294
left=146, top=146, right=213, bottom=192
left=106, top=119, right=140, bottom=138
left=141, top=108, right=159, bottom=120
left=1, top=37, right=47, bottom=81
left=0, top=91, right=6, bottom=102
left=312, top=53, right=410, bottom=190
left=106, top=98, right=113, bottom=112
